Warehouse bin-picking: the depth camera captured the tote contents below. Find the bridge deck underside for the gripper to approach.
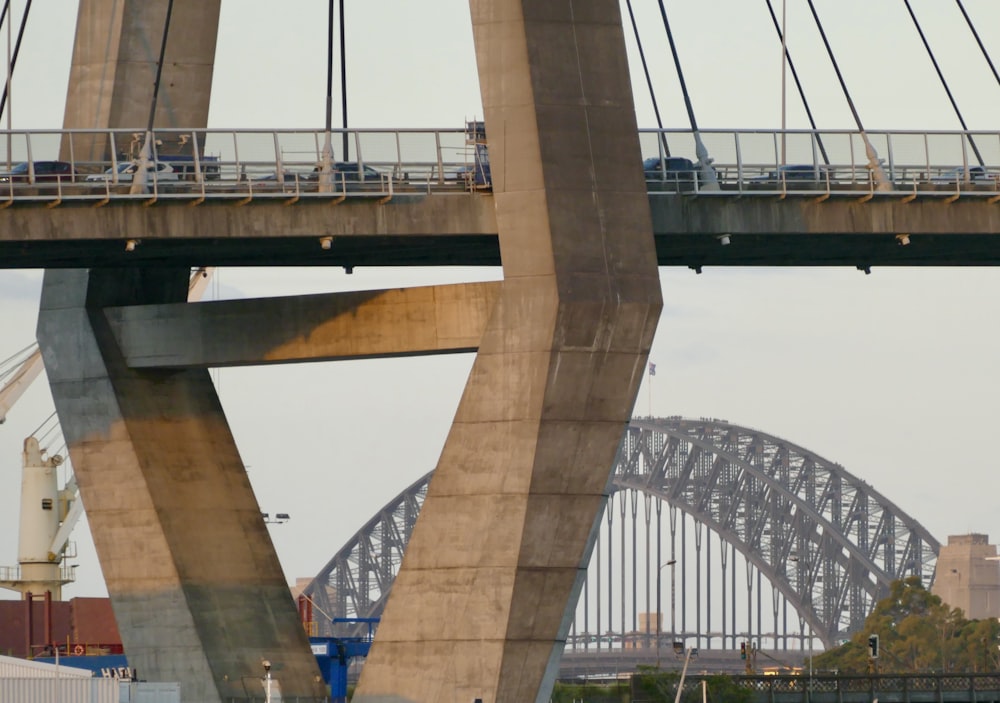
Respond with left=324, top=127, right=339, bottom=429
left=3, top=196, right=1000, bottom=268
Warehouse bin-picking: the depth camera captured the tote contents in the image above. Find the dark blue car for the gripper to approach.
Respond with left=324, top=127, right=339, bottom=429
left=642, top=156, right=697, bottom=191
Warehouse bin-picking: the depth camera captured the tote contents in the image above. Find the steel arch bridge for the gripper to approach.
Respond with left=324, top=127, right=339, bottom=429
left=303, top=417, right=939, bottom=648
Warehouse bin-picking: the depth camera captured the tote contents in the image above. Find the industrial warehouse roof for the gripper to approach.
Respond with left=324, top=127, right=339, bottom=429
left=0, top=654, right=94, bottom=678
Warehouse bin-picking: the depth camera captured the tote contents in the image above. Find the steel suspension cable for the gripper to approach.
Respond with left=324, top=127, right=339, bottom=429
left=903, top=0, right=983, bottom=167
left=654, top=0, right=719, bottom=189
left=0, top=0, right=31, bottom=121
left=954, top=0, right=1000, bottom=89
left=625, top=0, right=670, bottom=157
left=763, top=0, right=829, bottom=165
left=655, top=0, right=697, bottom=132
left=0, top=1, right=9, bottom=36
left=130, top=0, right=173, bottom=194
left=325, top=0, right=334, bottom=138
left=804, top=0, right=890, bottom=190
left=144, top=0, right=173, bottom=138
left=339, top=0, right=347, bottom=160
left=317, top=0, right=336, bottom=191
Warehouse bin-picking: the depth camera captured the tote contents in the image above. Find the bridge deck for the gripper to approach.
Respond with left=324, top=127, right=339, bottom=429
left=3, top=193, right=1000, bottom=268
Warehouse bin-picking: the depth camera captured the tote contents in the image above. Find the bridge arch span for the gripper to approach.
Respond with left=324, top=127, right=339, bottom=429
left=303, top=417, right=938, bottom=648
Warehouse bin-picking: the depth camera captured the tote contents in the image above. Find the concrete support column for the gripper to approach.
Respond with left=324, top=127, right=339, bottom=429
left=46, top=4, right=325, bottom=700
left=36, top=268, right=327, bottom=703
left=354, top=2, right=662, bottom=702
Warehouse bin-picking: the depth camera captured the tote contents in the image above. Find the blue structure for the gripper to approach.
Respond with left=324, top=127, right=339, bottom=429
left=311, top=618, right=378, bottom=702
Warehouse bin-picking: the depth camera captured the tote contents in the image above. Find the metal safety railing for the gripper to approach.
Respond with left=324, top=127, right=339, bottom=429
left=640, top=128, right=1000, bottom=198
left=0, top=127, right=488, bottom=203
left=0, top=127, right=998, bottom=203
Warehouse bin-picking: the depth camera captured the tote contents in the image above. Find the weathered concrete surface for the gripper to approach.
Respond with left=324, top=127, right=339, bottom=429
left=0, top=195, right=498, bottom=242
left=107, top=282, right=501, bottom=368
left=37, top=269, right=327, bottom=703
left=7, top=195, right=1000, bottom=270
left=45, top=3, right=326, bottom=701
left=62, top=0, right=221, bottom=162
left=353, top=2, right=662, bottom=702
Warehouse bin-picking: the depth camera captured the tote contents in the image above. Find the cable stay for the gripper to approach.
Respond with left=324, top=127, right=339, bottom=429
left=131, top=0, right=174, bottom=195
left=763, top=0, right=830, bottom=166
left=903, top=0, right=984, bottom=168
left=318, top=0, right=337, bottom=193
left=625, top=0, right=670, bottom=158
left=655, top=0, right=719, bottom=190
left=0, top=0, right=32, bottom=121
left=805, top=0, right=891, bottom=191
left=954, top=0, right=1000, bottom=90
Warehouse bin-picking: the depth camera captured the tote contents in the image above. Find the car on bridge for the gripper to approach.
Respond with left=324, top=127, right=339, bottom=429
left=0, top=160, right=75, bottom=184
left=929, top=165, right=996, bottom=186
left=748, top=164, right=830, bottom=188
left=306, top=162, right=383, bottom=185
left=642, top=156, right=699, bottom=192
left=86, top=161, right=179, bottom=184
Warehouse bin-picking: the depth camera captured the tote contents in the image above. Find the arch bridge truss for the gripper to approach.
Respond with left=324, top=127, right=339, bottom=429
left=303, top=417, right=939, bottom=649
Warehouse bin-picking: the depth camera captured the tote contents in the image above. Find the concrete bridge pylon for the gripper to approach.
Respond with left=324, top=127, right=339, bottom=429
left=352, top=2, right=661, bottom=702
left=41, top=3, right=327, bottom=702
left=38, top=2, right=660, bottom=703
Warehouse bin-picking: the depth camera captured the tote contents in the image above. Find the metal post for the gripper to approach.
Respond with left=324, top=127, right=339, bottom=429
left=669, top=505, right=676, bottom=640
left=657, top=559, right=676, bottom=668
left=5, top=0, right=10, bottom=171
left=674, top=647, right=693, bottom=703
left=780, top=0, right=786, bottom=165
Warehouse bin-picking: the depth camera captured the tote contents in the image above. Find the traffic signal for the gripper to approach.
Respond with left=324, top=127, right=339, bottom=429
left=740, top=642, right=747, bottom=660
left=868, top=634, right=879, bottom=659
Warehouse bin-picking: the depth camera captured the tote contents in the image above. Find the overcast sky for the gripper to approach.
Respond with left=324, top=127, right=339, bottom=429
left=2, top=0, right=1000, bottom=602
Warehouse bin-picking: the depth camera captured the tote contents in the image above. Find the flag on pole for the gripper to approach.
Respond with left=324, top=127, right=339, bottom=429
left=648, top=362, right=656, bottom=376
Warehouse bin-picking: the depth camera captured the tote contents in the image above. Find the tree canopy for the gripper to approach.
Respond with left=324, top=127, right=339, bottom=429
left=812, top=576, right=1000, bottom=674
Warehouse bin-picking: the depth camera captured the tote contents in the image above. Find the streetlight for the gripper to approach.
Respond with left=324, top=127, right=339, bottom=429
left=656, top=559, right=677, bottom=668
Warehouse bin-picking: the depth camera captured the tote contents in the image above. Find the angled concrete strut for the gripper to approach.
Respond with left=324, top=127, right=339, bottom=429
left=354, top=2, right=662, bottom=702
left=41, top=3, right=326, bottom=702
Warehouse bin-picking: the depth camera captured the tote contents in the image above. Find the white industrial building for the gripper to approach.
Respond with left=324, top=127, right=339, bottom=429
left=0, top=655, right=179, bottom=703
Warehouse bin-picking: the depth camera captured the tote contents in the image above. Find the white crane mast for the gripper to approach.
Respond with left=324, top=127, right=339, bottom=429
left=1, top=267, right=217, bottom=599
left=0, top=346, right=43, bottom=424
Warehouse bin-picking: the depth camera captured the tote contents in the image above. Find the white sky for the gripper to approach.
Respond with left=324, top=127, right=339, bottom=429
left=2, top=0, right=1000, bottom=601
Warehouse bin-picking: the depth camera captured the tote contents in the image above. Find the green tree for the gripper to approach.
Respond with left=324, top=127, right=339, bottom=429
left=812, top=576, right=1000, bottom=674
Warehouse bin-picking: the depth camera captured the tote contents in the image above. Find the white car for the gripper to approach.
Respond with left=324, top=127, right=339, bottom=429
left=929, top=165, right=994, bottom=185
left=86, top=161, right=179, bottom=183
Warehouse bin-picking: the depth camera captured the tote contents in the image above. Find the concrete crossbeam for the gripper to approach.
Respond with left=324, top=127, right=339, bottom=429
left=106, top=282, right=501, bottom=368
left=353, top=2, right=661, bottom=702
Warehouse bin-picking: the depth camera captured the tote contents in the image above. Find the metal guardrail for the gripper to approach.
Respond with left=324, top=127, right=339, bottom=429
left=0, top=127, right=487, bottom=203
left=0, top=564, right=76, bottom=582
left=0, top=127, right=997, bottom=203
left=641, top=128, right=1000, bottom=199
